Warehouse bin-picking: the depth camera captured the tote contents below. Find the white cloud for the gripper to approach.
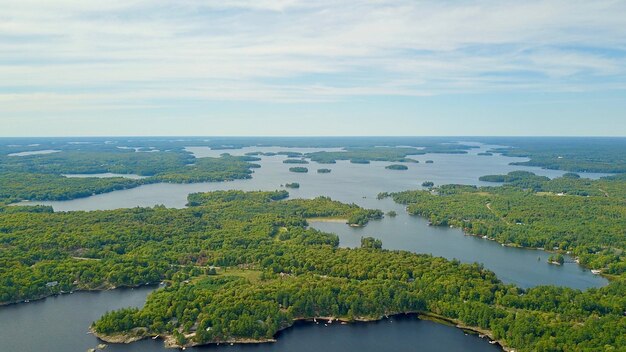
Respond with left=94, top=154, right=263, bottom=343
left=0, top=0, right=625, bottom=112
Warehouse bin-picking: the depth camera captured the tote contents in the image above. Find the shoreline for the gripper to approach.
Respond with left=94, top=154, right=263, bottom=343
left=306, top=217, right=348, bottom=223
left=415, top=212, right=612, bottom=281
left=92, top=312, right=508, bottom=351
left=0, top=282, right=160, bottom=307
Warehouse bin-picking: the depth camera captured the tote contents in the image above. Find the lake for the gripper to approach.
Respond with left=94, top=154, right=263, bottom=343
left=7, top=149, right=61, bottom=157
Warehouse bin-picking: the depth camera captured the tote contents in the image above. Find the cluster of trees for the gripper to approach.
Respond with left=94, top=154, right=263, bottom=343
left=289, top=167, right=308, bottom=173
left=390, top=172, right=626, bottom=275
left=282, top=159, right=309, bottom=164
left=385, top=164, right=408, bottom=170
left=548, top=254, right=565, bottom=265
left=304, top=147, right=428, bottom=164
left=347, top=209, right=384, bottom=227
left=360, top=236, right=382, bottom=249
left=284, top=183, right=300, bottom=189
left=317, top=168, right=331, bottom=174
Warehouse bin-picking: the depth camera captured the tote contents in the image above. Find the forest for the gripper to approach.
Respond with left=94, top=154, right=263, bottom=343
left=0, top=191, right=383, bottom=304
left=70, top=190, right=623, bottom=351
left=0, top=189, right=623, bottom=351
left=483, top=137, right=626, bottom=173
left=0, top=151, right=257, bottom=203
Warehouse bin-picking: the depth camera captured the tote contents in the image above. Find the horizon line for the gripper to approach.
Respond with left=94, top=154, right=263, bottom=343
left=1, top=135, right=626, bottom=139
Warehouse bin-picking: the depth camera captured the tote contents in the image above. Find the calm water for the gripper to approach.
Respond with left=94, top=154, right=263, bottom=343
left=0, top=287, right=501, bottom=352
left=5, top=145, right=608, bottom=352
left=7, top=149, right=61, bottom=156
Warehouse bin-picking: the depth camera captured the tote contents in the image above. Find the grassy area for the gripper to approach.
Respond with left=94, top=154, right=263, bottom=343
left=218, top=268, right=263, bottom=284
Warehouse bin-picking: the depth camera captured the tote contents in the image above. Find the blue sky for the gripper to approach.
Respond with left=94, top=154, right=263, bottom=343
left=1, top=0, right=625, bottom=136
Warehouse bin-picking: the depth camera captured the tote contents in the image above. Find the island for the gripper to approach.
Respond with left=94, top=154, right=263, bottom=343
left=425, top=160, right=434, bottom=164
left=548, top=254, right=565, bottom=265
left=283, top=159, right=309, bottom=164
left=421, top=181, right=434, bottom=187
left=317, top=168, right=332, bottom=174
left=285, top=182, right=300, bottom=189
left=288, top=167, right=309, bottom=173
left=385, top=164, right=408, bottom=170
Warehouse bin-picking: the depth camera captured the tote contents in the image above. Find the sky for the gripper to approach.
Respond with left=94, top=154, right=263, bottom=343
left=1, top=0, right=625, bottom=137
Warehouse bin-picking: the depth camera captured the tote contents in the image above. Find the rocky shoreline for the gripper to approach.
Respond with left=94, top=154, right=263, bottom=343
left=92, top=312, right=509, bottom=351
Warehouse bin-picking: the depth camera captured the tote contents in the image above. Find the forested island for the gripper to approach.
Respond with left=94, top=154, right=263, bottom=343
left=0, top=150, right=257, bottom=203
left=385, top=164, right=409, bottom=170
left=304, top=145, right=471, bottom=164
left=317, top=168, right=331, bottom=174
left=283, top=159, right=309, bottom=164
left=288, top=167, right=308, bottom=173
